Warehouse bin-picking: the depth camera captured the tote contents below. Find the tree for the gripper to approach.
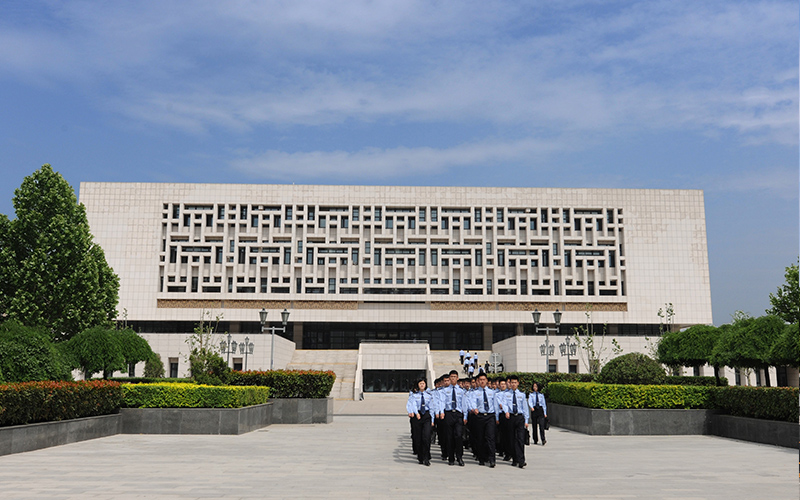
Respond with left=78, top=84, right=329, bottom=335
left=186, top=311, right=230, bottom=385
left=657, top=324, right=723, bottom=384
left=0, top=320, right=72, bottom=382
left=710, top=315, right=785, bottom=386
left=767, top=261, right=799, bottom=325
left=573, top=306, right=622, bottom=375
left=116, top=328, right=156, bottom=375
left=768, top=323, right=799, bottom=369
left=143, top=353, right=165, bottom=378
left=64, top=326, right=126, bottom=379
left=0, top=165, right=119, bottom=340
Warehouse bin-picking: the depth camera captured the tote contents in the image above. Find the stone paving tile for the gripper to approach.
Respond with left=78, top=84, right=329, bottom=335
left=0, top=415, right=796, bottom=499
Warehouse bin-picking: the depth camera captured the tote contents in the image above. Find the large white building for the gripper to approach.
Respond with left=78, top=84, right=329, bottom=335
left=81, top=183, right=718, bottom=396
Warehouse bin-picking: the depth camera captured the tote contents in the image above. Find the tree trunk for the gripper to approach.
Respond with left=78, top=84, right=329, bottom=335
left=763, top=367, right=770, bottom=387
left=713, top=366, right=721, bottom=386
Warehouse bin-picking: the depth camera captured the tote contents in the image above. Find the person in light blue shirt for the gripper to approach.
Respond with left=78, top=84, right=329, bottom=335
left=459, top=349, right=465, bottom=364
left=504, top=375, right=529, bottom=468
left=406, top=378, right=434, bottom=465
left=438, top=370, right=467, bottom=466
left=527, top=381, right=548, bottom=445
left=465, top=372, right=499, bottom=467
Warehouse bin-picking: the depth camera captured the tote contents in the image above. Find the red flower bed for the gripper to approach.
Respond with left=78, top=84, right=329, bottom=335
left=0, top=380, right=123, bottom=427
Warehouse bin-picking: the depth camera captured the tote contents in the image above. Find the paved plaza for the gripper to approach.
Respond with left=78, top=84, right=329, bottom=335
left=0, top=397, right=796, bottom=499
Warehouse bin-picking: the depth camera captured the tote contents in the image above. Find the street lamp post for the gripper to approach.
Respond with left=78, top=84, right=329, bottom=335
left=220, top=334, right=254, bottom=370
left=260, top=308, right=291, bottom=371
left=238, top=336, right=254, bottom=371
left=220, top=334, right=237, bottom=366
left=533, top=308, right=562, bottom=373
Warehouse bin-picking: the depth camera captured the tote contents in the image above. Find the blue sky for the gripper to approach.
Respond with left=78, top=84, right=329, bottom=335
left=0, top=1, right=797, bottom=325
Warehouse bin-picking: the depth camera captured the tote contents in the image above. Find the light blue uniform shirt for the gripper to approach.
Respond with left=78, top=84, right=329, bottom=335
left=504, top=389, right=530, bottom=424
left=407, top=389, right=434, bottom=415
left=496, top=389, right=511, bottom=411
left=465, top=386, right=500, bottom=419
left=528, top=391, right=547, bottom=416
left=438, top=384, right=467, bottom=414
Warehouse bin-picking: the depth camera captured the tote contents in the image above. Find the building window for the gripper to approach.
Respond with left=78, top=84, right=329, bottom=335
left=476, top=249, right=483, bottom=266
left=609, top=250, right=616, bottom=268
left=306, top=247, right=314, bottom=265
left=251, top=214, right=258, bottom=227
left=283, top=247, right=291, bottom=264
left=419, top=249, right=426, bottom=266
left=498, top=249, right=505, bottom=266
left=374, top=208, right=382, bottom=221
left=553, top=242, right=559, bottom=256
left=487, top=279, right=493, bottom=295
left=563, top=210, right=570, bottom=224
left=508, top=218, right=514, bottom=230
left=497, top=208, right=504, bottom=223
left=240, top=205, right=248, bottom=220
left=464, top=217, right=470, bottom=230
left=351, top=248, right=359, bottom=265
left=441, top=217, right=448, bottom=229
left=374, top=248, right=381, bottom=265
left=342, top=216, right=349, bottom=228
left=217, top=206, right=224, bottom=219
left=431, top=249, right=438, bottom=266
left=238, top=247, right=246, bottom=264
left=319, top=216, right=327, bottom=228
left=474, top=208, right=482, bottom=223
left=431, top=208, right=438, bottom=222
left=486, top=242, right=492, bottom=255
left=183, top=214, right=190, bottom=227
left=419, top=208, right=426, bottom=222
left=409, top=217, right=416, bottom=229
left=542, top=249, right=549, bottom=267
left=607, top=209, right=614, bottom=224
left=541, top=210, right=548, bottom=223
left=453, top=279, right=460, bottom=295
left=564, top=250, right=571, bottom=267
left=273, top=214, right=281, bottom=228
left=386, top=216, right=393, bottom=229
left=308, top=207, right=315, bottom=220
left=328, top=278, right=336, bottom=294
left=596, top=218, right=603, bottom=231
left=286, top=206, right=293, bottom=220
left=352, top=207, right=359, bottom=221
left=529, top=218, right=537, bottom=230
left=169, top=246, right=177, bottom=264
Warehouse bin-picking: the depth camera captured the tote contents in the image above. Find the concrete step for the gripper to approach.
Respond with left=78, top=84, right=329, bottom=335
left=287, top=350, right=358, bottom=400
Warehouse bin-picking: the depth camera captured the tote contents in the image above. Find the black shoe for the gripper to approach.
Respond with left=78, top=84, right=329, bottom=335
left=489, top=461, right=496, bottom=468
left=424, top=460, right=430, bottom=466
left=511, top=461, right=518, bottom=467
left=479, top=460, right=485, bottom=466
left=449, top=460, right=455, bottom=466
left=532, top=442, right=538, bottom=445
left=518, top=463, right=525, bottom=469
left=542, top=440, right=546, bottom=446
left=457, top=458, right=465, bottom=466
left=503, top=456, right=511, bottom=462
left=441, top=455, right=447, bottom=461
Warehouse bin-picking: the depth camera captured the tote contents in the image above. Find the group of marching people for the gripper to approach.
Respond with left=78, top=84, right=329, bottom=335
left=406, top=370, right=547, bottom=468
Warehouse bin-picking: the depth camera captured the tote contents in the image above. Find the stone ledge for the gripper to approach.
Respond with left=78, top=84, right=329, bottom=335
left=0, top=414, right=121, bottom=457
left=270, top=397, right=334, bottom=424
left=709, top=414, right=798, bottom=449
left=120, top=403, right=273, bottom=435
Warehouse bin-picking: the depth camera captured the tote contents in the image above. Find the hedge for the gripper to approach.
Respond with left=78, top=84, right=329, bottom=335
left=547, top=382, right=711, bottom=410
left=548, top=382, right=799, bottom=422
left=0, top=380, right=122, bottom=427
left=229, top=370, right=335, bottom=398
left=491, top=372, right=595, bottom=394
left=665, top=375, right=727, bottom=387
left=122, top=383, right=270, bottom=408
left=107, top=377, right=194, bottom=384
left=708, top=386, right=798, bottom=423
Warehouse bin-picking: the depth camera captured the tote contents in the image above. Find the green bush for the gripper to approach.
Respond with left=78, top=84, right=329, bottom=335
left=229, top=370, right=335, bottom=398
left=492, top=372, right=595, bottom=394
left=107, top=377, right=194, bottom=384
left=547, top=382, right=711, bottom=409
left=0, top=321, right=73, bottom=382
left=665, top=375, right=727, bottom=386
left=121, top=383, right=269, bottom=408
left=597, top=353, right=667, bottom=385
left=0, top=380, right=122, bottom=426
left=189, top=350, right=231, bottom=386
left=143, top=353, right=165, bottom=378
left=709, top=386, right=798, bottom=423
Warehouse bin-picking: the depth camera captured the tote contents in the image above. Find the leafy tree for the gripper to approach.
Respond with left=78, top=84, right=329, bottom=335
left=116, top=328, right=155, bottom=373
left=768, top=323, right=799, bottom=368
left=710, top=315, right=785, bottom=386
left=64, top=326, right=126, bottom=379
left=767, top=261, right=799, bottom=325
left=573, top=305, right=623, bottom=374
left=186, top=311, right=231, bottom=385
left=657, top=324, right=724, bottom=384
left=0, top=320, right=72, bottom=382
left=597, top=352, right=667, bottom=385
left=0, top=165, right=119, bottom=340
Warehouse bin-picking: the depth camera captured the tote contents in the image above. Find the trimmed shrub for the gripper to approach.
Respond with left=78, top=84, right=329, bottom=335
left=143, top=353, right=165, bottom=378
left=0, top=380, right=122, bottom=426
left=597, top=353, right=666, bottom=385
left=0, top=321, right=73, bottom=382
left=547, top=382, right=711, bottom=410
left=494, top=372, right=595, bottom=394
left=107, top=377, right=194, bottom=384
left=229, top=370, right=335, bottom=398
left=122, top=383, right=269, bottom=408
left=189, top=350, right=231, bottom=386
left=709, top=386, right=798, bottom=423
left=665, top=375, right=727, bottom=386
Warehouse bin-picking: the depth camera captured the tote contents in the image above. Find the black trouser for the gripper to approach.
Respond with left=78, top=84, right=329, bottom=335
left=411, top=413, right=432, bottom=462
left=443, top=411, right=464, bottom=462
left=473, top=413, right=496, bottom=464
left=508, top=413, right=526, bottom=464
left=497, top=412, right=508, bottom=456
left=531, top=409, right=546, bottom=443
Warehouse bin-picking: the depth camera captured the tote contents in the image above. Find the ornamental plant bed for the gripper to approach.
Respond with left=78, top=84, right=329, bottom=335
left=229, top=369, right=335, bottom=398
left=121, top=383, right=269, bottom=408
left=0, top=380, right=122, bottom=427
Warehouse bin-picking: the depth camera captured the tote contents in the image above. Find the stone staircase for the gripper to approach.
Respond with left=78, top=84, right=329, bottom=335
left=431, top=350, right=493, bottom=380
left=286, top=350, right=358, bottom=400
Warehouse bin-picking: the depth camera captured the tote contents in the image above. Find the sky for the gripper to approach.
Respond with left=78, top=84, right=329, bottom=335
left=0, top=0, right=797, bottom=326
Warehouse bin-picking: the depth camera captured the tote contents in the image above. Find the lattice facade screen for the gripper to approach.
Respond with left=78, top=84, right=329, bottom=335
left=158, top=202, right=627, bottom=300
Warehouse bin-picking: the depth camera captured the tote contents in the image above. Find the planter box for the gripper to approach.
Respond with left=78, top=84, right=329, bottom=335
left=0, top=414, right=121, bottom=457
left=710, top=414, right=798, bottom=449
left=549, top=403, right=715, bottom=435
left=270, top=397, right=333, bottom=424
left=120, top=403, right=272, bottom=435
